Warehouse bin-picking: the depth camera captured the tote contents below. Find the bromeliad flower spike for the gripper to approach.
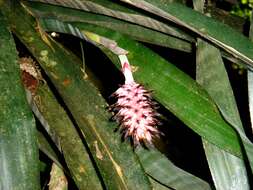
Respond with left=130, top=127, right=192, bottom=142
left=110, top=55, right=160, bottom=146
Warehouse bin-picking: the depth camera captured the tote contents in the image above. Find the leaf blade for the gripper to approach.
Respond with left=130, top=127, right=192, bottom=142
left=119, top=0, right=253, bottom=69
left=0, top=11, right=40, bottom=190
left=136, top=147, right=212, bottom=190
left=24, top=1, right=192, bottom=52
left=196, top=40, right=250, bottom=189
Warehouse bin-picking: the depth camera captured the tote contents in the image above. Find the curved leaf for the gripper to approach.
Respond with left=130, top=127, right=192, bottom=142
left=27, top=84, right=103, bottom=190
left=194, top=1, right=250, bottom=188
left=24, top=1, right=192, bottom=52
left=196, top=40, right=250, bottom=189
left=27, top=0, right=194, bottom=42
left=29, top=0, right=253, bottom=69
left=119, top=0, right=253, bottom=69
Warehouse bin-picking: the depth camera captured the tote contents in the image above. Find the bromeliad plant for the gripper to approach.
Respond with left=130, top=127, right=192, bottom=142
left=1, top=0, right=253, bottom=189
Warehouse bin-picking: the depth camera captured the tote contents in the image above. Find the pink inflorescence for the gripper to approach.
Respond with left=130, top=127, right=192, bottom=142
left=110, top=82, right=160, bottom=145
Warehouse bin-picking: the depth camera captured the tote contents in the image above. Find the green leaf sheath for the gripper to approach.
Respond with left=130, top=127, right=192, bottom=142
left=1, top=1, right=152, bottom=189
left=0, top=11, right=40, bottom=190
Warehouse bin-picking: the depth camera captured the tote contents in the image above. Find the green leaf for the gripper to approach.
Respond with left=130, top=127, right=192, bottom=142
left=196, top=40, right=250, bottom=189
left=119, top=0, right=253, bottom=69
left=27, top=83, right=103, bottom=190
left=0, top=12, right=40, bottom=190
left=136, top=147, right=212, bottom=190
left=203, top=140, right=249, bottom=189
left=24, top=1, right=192, bottom=52
left=3, top=1, right=152, bottom=189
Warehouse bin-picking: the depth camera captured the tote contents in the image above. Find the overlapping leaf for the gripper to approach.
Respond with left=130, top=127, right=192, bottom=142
left=1, top=1, right=152, bottom=189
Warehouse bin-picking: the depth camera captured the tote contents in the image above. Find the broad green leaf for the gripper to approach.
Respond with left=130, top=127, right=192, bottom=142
left=0, top=11, right=40, bottom=190
left=119, top=0, right=253, bottom=69
left=196, top=39, right=250, bottom=189
left=24, top=1, right=192, bottom=52
left=2, top=1, right=152, bottom=189
left=136, top=147, right=212, bottom=190
left=27, top=83, right=103, bottom=189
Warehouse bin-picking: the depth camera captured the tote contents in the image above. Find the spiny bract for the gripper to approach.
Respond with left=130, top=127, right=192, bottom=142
left=111, top=81, right=160, bottom=145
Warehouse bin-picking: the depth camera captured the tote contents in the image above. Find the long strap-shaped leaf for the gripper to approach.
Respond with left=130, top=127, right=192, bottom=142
left=136, top=147, right=212, bottom=190
left=1, top=1, right=152, bottom=189
left=24, top=1, right=192, bottom=52
left=196, top=28, right=250, bottom=190
left=26, top=84, right=103, bottom=190
left=0, top=11, right=40, bottom=190
left=119, top=0, right=253, bottom=70
left=27, top=0, right=194, bottom=42
left=29, top=0, right=253, bottom=69
left=194, top=0, right=250, bottom=189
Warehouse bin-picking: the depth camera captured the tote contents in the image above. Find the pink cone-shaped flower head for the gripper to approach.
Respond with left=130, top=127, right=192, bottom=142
left=110, top=56, right=160, bottom=145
